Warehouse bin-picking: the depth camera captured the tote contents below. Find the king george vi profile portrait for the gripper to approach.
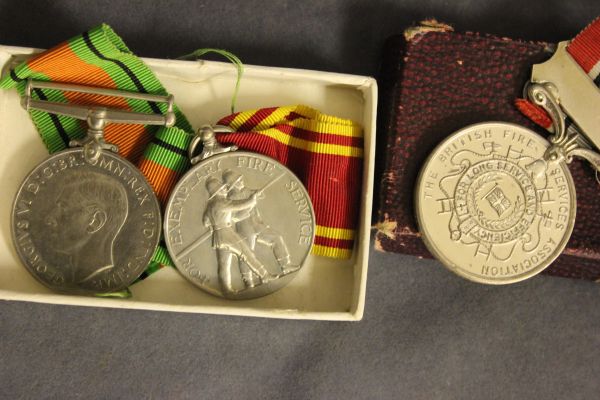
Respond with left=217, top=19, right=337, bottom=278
left=44, top=170, right=129, bottom=285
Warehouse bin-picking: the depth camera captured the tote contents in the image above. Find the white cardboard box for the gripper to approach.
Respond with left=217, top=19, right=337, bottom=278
left=0, top=45, right=377, bottom=320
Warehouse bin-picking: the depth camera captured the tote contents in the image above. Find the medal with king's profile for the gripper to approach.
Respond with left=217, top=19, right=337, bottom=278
left=164, top=125, right=315, bottom=299
left=11, top=81, right=168, bottom=294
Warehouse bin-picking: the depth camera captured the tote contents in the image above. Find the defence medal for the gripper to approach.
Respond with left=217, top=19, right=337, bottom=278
left=415, top=25, right=600, bottom=284
left=164, top=125, right=316, bottom=299
left=11, top=80, right=172, bottom=294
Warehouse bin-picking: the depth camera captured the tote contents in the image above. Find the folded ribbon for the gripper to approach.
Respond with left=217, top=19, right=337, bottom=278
left=216, top=105, right=363, bottom=259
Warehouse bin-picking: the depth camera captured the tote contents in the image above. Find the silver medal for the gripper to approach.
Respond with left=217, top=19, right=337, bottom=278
left=11, top=80, right=172, bottom=294
left=164, top=126, right=315, bottom=299
left=415, top=45, right=600, bottom=284
left=415, top=122, right=576, bottom=284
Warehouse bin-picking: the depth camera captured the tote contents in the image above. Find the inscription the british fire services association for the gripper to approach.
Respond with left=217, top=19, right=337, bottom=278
left=164, top=152, right=315, bottom=300
left=12, top=149, right=161, bottom=294
left=416, top=123, right=575, bottom=284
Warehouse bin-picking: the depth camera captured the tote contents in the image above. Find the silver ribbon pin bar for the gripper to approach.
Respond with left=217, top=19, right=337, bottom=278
left=22, top=79, right=176, bottom=162
left=530, top=41, right=600, bottom=144
left=528, top=41, right=600, bottom=170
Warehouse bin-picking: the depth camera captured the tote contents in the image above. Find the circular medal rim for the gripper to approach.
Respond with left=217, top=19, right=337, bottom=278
left=163, top=151, right=316, bottom=299
left=10, top=147, right=162, bottom=295
left=414, top=121, right=577, bottom=285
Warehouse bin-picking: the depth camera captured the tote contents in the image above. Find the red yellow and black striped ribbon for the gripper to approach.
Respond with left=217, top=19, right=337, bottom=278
left=0, top=24, right=192, bottom=277
left=517, top=17, right=600, bottom=132
left=216, top=105, right=363, bottom=259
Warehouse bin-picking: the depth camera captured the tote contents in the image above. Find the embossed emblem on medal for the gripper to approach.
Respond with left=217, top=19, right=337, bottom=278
left=164, top=126, right=315, bottom=299
left=415, top=122, right=576, bottom=284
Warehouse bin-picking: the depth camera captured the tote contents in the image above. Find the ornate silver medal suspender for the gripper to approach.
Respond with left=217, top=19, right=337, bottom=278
left=12, top=80, right=173, bottom=294
left=415, top=38, right=600, bottom=284
left=527, top=41, right=600, bottom=171
left=164, top=125, right=315, bottom=299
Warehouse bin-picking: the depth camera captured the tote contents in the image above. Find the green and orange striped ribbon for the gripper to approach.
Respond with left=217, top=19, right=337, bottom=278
left=0, top=24, right=193, bottom=278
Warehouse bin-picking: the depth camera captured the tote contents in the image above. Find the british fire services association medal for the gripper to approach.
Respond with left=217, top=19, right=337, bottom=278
left=416, top=33, right=600, bottom=283
left=415, top=122, right=576, bottom=284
